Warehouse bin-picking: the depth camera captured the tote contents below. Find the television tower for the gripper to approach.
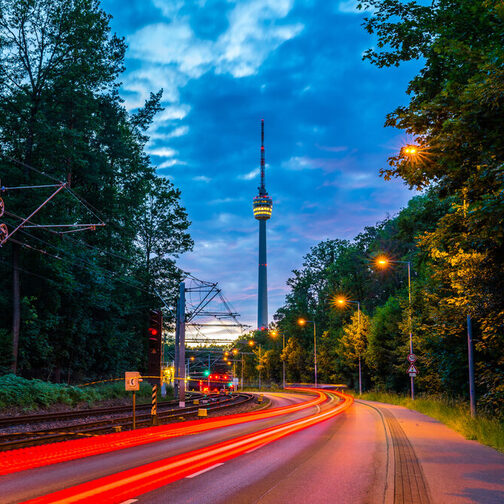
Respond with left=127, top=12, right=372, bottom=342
left=253, top=120, right=273, bottom=330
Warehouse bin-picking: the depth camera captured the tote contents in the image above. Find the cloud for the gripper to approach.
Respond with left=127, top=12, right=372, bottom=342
left=193, top=175, right=211, bottom=182
left=158, top=159, right=179, bottom=168
left=167, top=125, right=189, bottom=138
left=125, top=0, right=303, bottom=99
left=152, top=0, right=184, bottom=19
left=281, top=156, right=314, bottom=171
left=157, top=105, right=191, bottom=121
left=214, top=0, right=303, bottom=77
left=238, top=168, right=260, bottom=180
left=148, top=147, right=177, bottom=157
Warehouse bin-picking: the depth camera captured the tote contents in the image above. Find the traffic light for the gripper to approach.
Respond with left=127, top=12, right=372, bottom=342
left=147, top=309, right=162, bottom=385
left=203, top=369, right=210, bottom=377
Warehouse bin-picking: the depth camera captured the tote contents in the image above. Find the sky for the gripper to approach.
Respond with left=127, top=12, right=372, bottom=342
left=101, top=0, right=420, bottom=336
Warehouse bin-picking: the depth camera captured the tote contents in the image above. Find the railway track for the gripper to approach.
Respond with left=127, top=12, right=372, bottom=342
left=0, top=392, right=201, bottom=428
left=0, top=393, right=255, bottom=451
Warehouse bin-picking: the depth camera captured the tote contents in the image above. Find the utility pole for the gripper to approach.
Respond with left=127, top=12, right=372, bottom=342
left=178, top=282, right=186, bottom=408
left=467, top=314, right=476, bottom=417
left=174, top=300, right=180, bottom=399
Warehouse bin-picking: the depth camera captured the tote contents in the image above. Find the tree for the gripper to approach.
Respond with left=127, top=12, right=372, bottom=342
left=0, top=0, right=192, bottom=381
left=360, top=0, right=504, bottom=411
left=339, top=310, right=370, bottom=391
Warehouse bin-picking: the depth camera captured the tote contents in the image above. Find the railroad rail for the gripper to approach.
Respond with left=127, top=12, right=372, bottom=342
left=0, top=392, right=201, bottom=428
left=0, top=393, right=255, bottom=451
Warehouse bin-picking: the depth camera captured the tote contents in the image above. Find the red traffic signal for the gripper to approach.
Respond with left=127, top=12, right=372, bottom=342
left=147, top=310, right=162, bottom=385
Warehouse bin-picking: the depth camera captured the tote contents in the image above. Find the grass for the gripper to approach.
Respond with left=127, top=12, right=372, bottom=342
left=359, top=391, right=504, bottom=454
left=0, top=374, right=173, bottom=412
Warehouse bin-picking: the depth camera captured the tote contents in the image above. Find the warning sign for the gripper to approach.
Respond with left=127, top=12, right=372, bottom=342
left=407, top=364, right=418, bottom=376
left=125, top=371, right=141, bottom=391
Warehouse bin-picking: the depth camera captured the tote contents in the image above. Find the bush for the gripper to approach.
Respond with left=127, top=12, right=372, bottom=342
left=0, top=374, right=173, bottom=411
left=360, top=391, right=504, bottom=453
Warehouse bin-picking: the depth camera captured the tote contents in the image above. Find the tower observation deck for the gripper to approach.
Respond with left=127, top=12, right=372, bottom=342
left=253, top=120, right=272, bottom=330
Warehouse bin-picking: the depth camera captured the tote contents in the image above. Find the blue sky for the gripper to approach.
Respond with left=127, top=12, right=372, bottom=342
left=101, top=0, right=419, bottom=335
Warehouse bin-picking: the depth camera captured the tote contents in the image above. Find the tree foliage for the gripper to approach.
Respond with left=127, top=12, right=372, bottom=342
left=0, top=0, right=192, bottom=382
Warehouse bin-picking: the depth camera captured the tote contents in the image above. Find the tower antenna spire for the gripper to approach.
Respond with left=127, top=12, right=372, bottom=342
left=260, top=119, right=266, bottom=194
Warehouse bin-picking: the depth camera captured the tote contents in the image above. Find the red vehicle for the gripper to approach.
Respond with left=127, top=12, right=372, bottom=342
left=188, top=373, right=233, bottom=393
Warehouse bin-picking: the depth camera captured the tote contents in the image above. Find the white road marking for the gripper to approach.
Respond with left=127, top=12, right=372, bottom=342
left=185, top=463, right=224, bottom=478
left=119, top=500, right=138, bottom=504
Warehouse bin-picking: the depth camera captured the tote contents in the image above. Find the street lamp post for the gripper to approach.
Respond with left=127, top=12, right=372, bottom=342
left=377, top=257, right=415, bottom=400
left=270, top=330, right=286, bottom=389
left=335, top=297, right=362, bottom=395
left=298, top=318, right=317, bottom=388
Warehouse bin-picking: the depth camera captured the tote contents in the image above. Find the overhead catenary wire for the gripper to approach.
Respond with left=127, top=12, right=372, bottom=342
left=4, top=212, right=178, bottom=312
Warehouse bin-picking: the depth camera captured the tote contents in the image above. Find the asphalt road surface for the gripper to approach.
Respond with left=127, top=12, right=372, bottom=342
left=1, top=393, right=503, bottom=504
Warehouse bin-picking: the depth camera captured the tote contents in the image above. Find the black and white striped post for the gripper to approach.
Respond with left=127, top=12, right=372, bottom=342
left=151, top=384, right=158, bottom=426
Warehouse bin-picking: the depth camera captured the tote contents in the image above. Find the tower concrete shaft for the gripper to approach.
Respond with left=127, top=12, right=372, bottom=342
left=258, top=219, right=268, bottom=329
left=253, top=120, right=272, bottom=330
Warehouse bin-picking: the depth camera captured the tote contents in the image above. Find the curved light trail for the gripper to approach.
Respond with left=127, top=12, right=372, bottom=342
left=1, top=388, right=327, bottom=476
left=20, top=391, right=353, bottom=504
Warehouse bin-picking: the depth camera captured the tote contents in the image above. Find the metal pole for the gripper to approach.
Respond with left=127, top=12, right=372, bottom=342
left=313, top=322, right=317, bottom=388
left=282, top=333, right=286, bottom=389
left=132, top=391, right=136, bottom=430
left=408, top=262, right=415, bottom=400
left=258, top=345, right=262, bottom=390
left=357, top=303, right=361, bottom=393
left=174, top=298, right=180, bottom=399
left=241, top=353, right=244, bottom=391
left=179, top=282, right=186, bottom=408
left=467, top=314, right=476, bottom=417
left=151, top=384, right=158, bottom=426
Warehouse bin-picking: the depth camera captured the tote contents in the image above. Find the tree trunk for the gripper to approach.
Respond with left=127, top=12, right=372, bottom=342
left=11, top=243, right=20, bottom=374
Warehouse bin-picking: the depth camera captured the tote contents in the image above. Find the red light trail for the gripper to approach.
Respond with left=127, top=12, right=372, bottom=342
left=0, top=388, right=326, bottom=476
left=19, top=391, right=353, bottom=504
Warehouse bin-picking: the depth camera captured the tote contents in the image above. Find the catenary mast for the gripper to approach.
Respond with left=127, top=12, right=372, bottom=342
left=252, top=120, right=273, bottom=330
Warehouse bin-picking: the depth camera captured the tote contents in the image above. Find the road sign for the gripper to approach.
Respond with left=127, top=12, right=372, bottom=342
left=407, top=364, right=418, bottom=376
left=407, top=353, right=417, bottom=363
left=125, top=371, right=141, bottom=391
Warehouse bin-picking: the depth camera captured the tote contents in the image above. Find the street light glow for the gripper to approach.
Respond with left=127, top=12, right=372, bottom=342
left=248, top=339, right=255, bottom=347
left=270, top=330, right=278, bottom=337
left=297, top=318, right=306, bottom=326
left=403, top=144, right=419, bottom=156
left=376, top=255, right=389, bottom=268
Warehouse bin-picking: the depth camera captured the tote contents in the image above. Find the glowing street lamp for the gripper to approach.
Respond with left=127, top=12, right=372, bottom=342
left=297, top=318, right=317, bottom=388
left=333, top=296, right=362, bottom=395
left=403, top=145, right=418, bottom=155
left=375, top=254, right=415, bottom=400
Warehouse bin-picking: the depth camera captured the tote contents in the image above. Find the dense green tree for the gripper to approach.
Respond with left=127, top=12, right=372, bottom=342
left=0, top=0, right=192, bottom=381
left=359, top=0, right=504, bottom=412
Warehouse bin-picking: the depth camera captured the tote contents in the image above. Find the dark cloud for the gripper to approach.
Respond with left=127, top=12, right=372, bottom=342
left=99, top=0, right=418, bottom=330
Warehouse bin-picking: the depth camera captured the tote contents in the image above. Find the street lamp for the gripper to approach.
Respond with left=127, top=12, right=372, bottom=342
left=333, top=296, right=362, bottom=395
left=232, top=342, right=256, bottom=391
left=270, top=329, right=286, bottom=389
left=376, top=255, right=415, bottom=400
left=298, top=318, right=317, bottom=388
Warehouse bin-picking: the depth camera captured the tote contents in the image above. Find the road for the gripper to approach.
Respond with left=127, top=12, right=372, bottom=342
left=1, top=392, right=503, bottom=504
